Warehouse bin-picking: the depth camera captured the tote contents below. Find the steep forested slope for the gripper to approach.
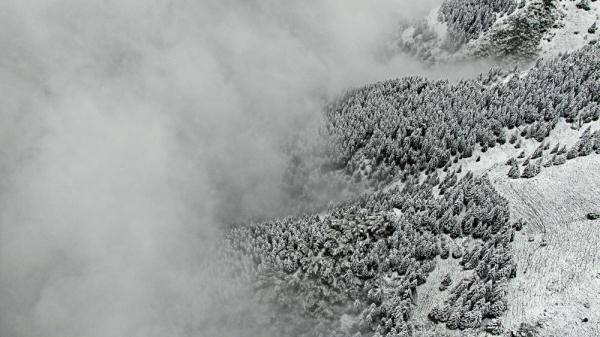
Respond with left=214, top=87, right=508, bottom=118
left=395, top=0, right=598, bottom=63
left=225, top=173, right=515, bottom=337
left=321, top=45, right=599, bottom=188
left=438, top=0, right=518, bottom=53
left=221, top=45, right=600, bottom=337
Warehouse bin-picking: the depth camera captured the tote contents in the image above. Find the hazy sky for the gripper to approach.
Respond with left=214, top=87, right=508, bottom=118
left=0, top=1, right=450, bottom=336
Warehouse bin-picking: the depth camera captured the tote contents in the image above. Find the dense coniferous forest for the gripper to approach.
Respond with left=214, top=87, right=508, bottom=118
left=322, top=45, right=598, bottom=186
left=396, top=0, right=564, bottom=63
left=225, top=172, right=516, bottom=336
left=439, top=0, right=518, bottom=52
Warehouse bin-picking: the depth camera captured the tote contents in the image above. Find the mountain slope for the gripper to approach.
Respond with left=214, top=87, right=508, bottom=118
left=394, top=0, right=599, bottom=64
left=220, top=45, right=600, bottom=337
left=540, top=0, right=600, bottom=57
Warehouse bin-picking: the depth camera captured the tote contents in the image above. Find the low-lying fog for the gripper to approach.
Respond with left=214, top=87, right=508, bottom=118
left=0, top=1, right=490, bottom=336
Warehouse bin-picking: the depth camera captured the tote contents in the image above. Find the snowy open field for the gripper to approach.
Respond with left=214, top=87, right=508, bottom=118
left=490, top=152, right=600, bottom=336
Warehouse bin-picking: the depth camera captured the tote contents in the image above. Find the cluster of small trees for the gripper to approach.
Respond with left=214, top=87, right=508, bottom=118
left=319, top=45, right=598, bottom=188
left=394, top=21, right=440, bottom=65
left=224, top=171, right=516, bottom=336
left=507, top=126, right=600, bottom=179
left=429, top=232, right=515, bottom=330
left=577, top=0, right=592, bottom=11
left=427, top=175, right=515, bottom=332
left=570, top=126, right=600, bottom=157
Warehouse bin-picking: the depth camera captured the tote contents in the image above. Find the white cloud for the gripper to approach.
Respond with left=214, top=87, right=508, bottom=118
left=0, top=1, right=448, bottom=336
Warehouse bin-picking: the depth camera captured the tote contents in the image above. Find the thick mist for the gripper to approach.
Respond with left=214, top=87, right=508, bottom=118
left=0, top=1, right=469, bottom=336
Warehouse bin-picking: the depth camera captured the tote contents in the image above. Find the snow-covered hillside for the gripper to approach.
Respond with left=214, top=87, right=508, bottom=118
left=224, top=44, right=600, bottom=336
left=490, top=139, right=600, bottom=337
left=394, top=0, right=599, bottom=64
left=219, top=4, right=600, bottom=336
left=540, top=0, right=600, bottom=56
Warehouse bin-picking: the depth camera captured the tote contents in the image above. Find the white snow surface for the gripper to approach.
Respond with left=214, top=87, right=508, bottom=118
left=540, top=0, right=600, bottom=57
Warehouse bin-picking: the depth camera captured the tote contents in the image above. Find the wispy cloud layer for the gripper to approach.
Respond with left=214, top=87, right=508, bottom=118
left=0, top=1, right=451, bottom=336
